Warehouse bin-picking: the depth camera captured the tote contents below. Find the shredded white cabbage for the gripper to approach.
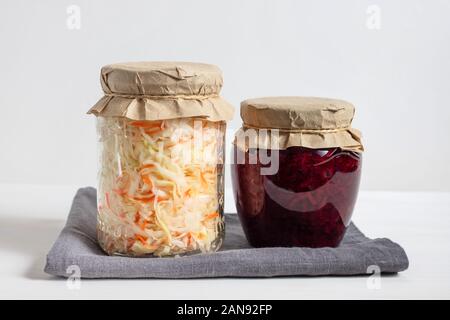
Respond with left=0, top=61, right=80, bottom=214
left=96, top=117, right=225, bottom=256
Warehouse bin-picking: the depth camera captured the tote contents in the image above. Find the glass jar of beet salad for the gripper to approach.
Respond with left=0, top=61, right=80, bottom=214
left=232, top=97, right=364, bottom=248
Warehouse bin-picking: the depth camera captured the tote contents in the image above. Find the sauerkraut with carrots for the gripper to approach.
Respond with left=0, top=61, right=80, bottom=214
left=96, top=117, right=225, bottom=256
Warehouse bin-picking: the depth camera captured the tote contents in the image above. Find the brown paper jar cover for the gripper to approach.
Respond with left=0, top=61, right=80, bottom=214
left=235, top=96, right=364, bottom=152
left=87, top=61, right=234, bottom=122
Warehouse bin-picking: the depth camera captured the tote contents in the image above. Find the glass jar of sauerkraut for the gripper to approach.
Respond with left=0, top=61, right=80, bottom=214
left=88, top=62, right=234, bottom=257
left=232, top=97, right=364, bottom=248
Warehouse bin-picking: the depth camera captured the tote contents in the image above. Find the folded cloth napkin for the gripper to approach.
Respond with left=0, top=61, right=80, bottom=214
left=44, top=188, right=408, bottom=278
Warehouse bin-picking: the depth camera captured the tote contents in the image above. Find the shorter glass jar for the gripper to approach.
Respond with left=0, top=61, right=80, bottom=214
left=232, top=146, right=362, bottom=248
left=232, top=96, right=364, bottom=248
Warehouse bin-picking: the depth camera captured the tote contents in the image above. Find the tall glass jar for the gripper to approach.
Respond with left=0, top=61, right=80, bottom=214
left=88, top=62, right=234, bottom=256
left=232, top=97, right=364, bottom=248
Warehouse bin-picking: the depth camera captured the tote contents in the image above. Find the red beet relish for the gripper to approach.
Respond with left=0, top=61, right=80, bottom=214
left=231, top=146, right=362, bottom=248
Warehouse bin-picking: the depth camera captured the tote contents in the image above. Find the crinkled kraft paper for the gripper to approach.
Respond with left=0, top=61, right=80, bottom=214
left=235, top=97, right=364, bottom=152
left=233, top=127, right=363, bottom=152
left=88, top=61, right=234, bottom=122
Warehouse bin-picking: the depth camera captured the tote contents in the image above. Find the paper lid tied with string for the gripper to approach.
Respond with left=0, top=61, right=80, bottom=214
left=88, top=61, right=234, bottom=122
left=235, top=96, right=363, bottom=152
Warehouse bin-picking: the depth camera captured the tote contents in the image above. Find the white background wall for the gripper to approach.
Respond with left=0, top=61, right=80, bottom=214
left=1, top=0, right=450, bottom=193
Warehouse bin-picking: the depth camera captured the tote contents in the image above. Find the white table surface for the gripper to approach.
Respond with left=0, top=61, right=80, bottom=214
left=0, top=184, right=449, bottom=300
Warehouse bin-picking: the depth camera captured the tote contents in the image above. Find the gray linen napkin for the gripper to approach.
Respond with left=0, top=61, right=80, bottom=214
left=44, top=187, right=408, bottom=278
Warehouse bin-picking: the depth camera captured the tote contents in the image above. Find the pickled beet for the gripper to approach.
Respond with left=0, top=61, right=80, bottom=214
left=231, top=147, right=362, bottom=248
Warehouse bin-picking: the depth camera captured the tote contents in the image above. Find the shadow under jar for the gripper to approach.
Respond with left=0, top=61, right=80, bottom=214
left=231, top=97, right=364, bottom=248
left=87, top=61, right=234, bottom=257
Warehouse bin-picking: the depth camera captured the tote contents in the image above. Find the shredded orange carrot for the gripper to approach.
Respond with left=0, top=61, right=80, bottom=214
left=204, top=211, right=219, bottom=221
left=105, top=192, right=111, bottom=209
left=129, top=121, right=149, bottom=128
left=113, top=188, right=127, bottom=196
left=200, top=172, right=208, bottom=188
left=144, top=127, right=163, bottom=135
left=129, top=120, right=163, bottom=128
left=156, top=195, right=170, bottom=201
left=142, top=175, right=153, bottom=188
left=138, top=220, right=149, bottom=230
left=184, top=189, right=192, bottom=197
left=164, top=141, right=177, bottom=148
left=134, top=211, right=141, bottom=223
left=129, top=194, right=155, bottom=202
left=136, top=188, right=153, bottom=196
left=139, top=163, right=155, bottom=171
left=127, top=238, right=135, bottom=250
left=135, top=234, right=148, bottom=245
